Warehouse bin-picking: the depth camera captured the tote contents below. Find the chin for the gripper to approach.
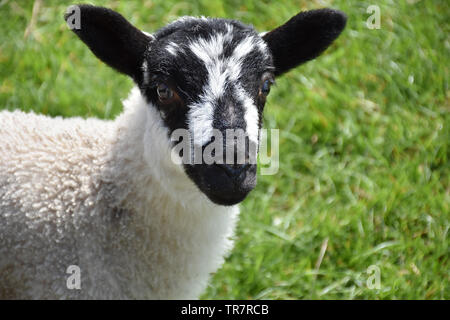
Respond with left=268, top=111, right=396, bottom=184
left=184, top=163, right=257, bottom=206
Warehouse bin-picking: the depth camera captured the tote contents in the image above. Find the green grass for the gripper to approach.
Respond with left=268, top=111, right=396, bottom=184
left=0, top=0, right=448, bottom=299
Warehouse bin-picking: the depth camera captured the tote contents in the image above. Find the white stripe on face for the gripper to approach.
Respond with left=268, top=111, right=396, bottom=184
left=187, top=28, right=268, bottom=147
left=188, top=33, right=229, bottom=146
left=235, top=85, right=259, bottom=145
left=228, top=37, right=265, bottom=145
left=166, top=42, right=182, bottom=56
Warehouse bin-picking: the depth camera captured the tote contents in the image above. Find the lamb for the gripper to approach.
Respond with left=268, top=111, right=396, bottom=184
left=0, top=4, right=346, bottom=299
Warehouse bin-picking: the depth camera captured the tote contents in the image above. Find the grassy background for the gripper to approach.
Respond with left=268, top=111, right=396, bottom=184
left=0, top=0, right=448, bottom=299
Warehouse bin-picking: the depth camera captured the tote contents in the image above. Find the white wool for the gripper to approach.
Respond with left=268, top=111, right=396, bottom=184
left=0, top=87, right=239, bottom=299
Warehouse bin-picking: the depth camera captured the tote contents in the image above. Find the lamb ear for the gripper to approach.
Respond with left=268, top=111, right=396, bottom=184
left=263, top=9, right=347, bottom=77
left=64, top=4, right=152, bottom=82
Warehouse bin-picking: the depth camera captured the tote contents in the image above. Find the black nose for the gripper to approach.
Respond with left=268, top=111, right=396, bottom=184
left=215, top=163, right=251, bottom=180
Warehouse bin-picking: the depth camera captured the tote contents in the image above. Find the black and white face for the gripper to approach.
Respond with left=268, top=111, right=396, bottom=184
left=67, top=5, right=346, bottom=206
left=140, top=18, right=274, bottom=205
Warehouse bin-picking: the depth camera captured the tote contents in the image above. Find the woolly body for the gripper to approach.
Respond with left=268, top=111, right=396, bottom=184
left=0, top=88, right=238, bottom=299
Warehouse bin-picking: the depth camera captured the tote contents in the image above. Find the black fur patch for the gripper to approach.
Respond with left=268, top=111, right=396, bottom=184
left=65, top=5, right=152, bottom=82
left=263, top=9, right=347, bottom=76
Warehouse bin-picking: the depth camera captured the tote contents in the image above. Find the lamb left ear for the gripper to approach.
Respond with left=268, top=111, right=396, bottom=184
left=263, top=9, right=347, bottom=77
left=64, top=5, right=152, bottom=82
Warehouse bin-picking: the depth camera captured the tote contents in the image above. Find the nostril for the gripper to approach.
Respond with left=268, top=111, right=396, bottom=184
left=215, top=163, right=250, bottom=178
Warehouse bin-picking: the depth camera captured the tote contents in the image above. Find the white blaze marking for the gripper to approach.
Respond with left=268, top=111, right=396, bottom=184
left=235, top=85, right=259, bottom=144
left=233, top=36, right=255, bottom=60
left=189, top=100, right=215, bottom=147
left=187, top=27, right=268, bottom=147
left=230, top=37, right=264, bottom=144
left=166, top=41, right=183, bottom=56
left=188, top=33, right=229, bottom=146
left=255, top=37, right=270, bottom=59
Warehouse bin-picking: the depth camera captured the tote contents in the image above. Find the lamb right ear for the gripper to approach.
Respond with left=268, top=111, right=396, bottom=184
left=64, top=4, right=152, bottom=82
left=263, top=9, right=347, bottom=77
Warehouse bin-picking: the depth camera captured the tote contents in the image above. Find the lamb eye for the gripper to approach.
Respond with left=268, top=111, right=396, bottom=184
left=157, top=83, right=174, bottom=101
left=260, top=78, right=273, bottom=96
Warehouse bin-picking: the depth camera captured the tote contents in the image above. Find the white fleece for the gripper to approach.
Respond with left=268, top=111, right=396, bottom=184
left=0, top=87, right=239, bottom=299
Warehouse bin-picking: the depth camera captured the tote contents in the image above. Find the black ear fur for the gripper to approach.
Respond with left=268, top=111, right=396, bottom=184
left=64, top=4, right=152, bottom=81
left=263, top=9, right=347, bottom=77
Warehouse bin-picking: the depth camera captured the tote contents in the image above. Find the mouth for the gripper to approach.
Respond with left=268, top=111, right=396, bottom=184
left=184, top=163, right=257, bottom=206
